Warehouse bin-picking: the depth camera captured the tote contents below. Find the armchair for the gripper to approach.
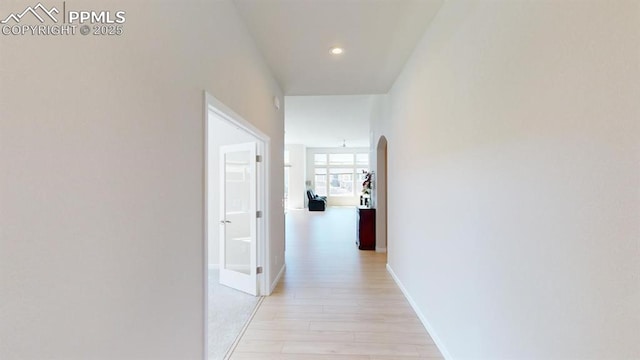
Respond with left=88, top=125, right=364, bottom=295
left=307, top=189, right=327, bottom=211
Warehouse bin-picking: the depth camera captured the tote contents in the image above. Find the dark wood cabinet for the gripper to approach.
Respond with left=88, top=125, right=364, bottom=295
left=357, top=207, right=376, bottom=250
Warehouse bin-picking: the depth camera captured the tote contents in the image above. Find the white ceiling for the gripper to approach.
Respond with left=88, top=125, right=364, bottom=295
left=233, top=0, right=444, bottom=95
left=285, top=95, right=374, bottom=147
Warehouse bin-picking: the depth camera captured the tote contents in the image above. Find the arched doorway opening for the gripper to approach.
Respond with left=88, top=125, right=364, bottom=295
left=375, top=136, right=388, bottom=252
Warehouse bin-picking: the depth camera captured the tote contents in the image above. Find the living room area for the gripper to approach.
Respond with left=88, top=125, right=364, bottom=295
left=284, top=95, right=375, bottom=212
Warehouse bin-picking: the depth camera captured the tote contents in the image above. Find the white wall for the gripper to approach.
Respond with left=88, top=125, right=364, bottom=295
left=0, top=1, right=284, bottom=359
left=285, top=144, right=306, bottom=209
left=374, top=1, right=640, bottom=358
left=285, top=95, right=375, bottom=147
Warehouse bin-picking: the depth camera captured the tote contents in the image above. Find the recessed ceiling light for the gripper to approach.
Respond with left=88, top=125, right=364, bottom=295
left=330, top=47, right=344, bottom=55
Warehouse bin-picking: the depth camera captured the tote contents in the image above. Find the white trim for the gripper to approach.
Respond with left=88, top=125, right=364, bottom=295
left=206, top=92, right=270, bottom=143
left=258, top=139, right=271, bottom=297
left=386, top=264, right=452, bottom=360
left=203, top=92, right=210, bottom=360
left=208, top=264, right=220, bottom=270
left=270, top=263, right=286, bottom=293
left=375, top=247, right=387, bottom=253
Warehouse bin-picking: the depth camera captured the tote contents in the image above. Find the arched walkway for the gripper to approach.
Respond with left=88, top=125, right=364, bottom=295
left=375, top=136, right=388, bottom=252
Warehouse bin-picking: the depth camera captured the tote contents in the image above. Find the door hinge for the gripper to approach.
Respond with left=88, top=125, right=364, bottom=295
left=256, top=210, right=263, bottom=218
left=257, top=266, right=263, bottom=274
left=256, top=155, right=262, bottom=162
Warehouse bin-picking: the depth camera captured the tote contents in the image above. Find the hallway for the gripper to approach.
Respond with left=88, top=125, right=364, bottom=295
left=230, top=207, right=443, bottom=359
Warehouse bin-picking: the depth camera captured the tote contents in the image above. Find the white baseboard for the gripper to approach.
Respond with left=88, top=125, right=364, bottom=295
left=375, top=247, right=387, bottom=253
left=270, top=263, right=286, bottom=294
left=386, top=264, right=452, bottom=360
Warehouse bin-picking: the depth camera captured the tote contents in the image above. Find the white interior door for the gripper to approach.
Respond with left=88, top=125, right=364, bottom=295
left=219, top=142, right=258, bottom=296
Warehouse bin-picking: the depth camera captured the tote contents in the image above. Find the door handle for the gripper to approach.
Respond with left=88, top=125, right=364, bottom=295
left=219, top=220, right=232, bottom=224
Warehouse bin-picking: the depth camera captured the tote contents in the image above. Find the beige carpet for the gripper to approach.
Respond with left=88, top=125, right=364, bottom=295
left=208, top=269, right=261, bottom=360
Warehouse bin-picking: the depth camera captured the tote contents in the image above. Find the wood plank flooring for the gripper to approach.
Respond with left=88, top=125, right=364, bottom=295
left=230, top=207, right=443, bottom=360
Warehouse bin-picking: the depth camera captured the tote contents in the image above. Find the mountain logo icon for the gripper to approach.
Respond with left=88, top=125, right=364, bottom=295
left=1, top=3, right=59, bottom=24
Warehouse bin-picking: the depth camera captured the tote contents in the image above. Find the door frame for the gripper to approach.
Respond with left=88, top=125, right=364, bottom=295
left=203, top=91, right=270, bottom=356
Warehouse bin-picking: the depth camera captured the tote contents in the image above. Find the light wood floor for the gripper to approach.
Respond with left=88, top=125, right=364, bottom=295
left=230, top=207, right=443, bottom=360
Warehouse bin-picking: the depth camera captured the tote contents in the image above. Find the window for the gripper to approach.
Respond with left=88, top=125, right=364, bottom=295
left=311, top=151, right=369, bottom=198
left=284, top=166, right=290, bottom=209
left=314, top=168, right=327, bottom=196
left=329, top=168, right=353, bottom=196
left=284, top=150, right=291, bottom=210
left=314, top=154, right=327, bottom=166
left=329, top=153, right=354, bottom=166
left=356, top=153, right=369, bottom=166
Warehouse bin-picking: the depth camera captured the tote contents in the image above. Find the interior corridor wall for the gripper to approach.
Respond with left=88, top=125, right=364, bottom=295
left=0, top=1, right=284, bottom=358
left=376, top=1, right=640, bottom=358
